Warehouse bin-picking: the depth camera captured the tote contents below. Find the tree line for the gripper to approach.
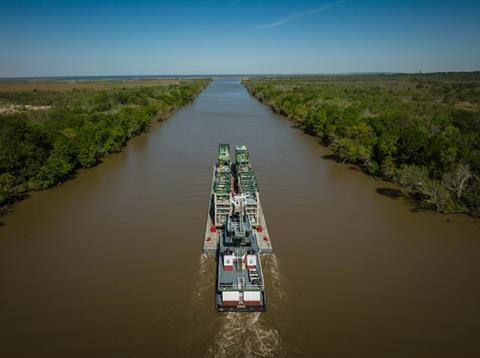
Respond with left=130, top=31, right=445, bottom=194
left=243, top=73, right=480, bottom=217
left=0, top=79, right=210, bottom=212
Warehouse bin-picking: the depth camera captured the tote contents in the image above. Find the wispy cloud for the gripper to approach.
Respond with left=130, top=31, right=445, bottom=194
left=256, top=0, right=346, bottom=29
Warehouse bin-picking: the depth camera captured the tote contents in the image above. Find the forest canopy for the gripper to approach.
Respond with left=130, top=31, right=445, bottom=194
left=0, top=78, right=210, bottom=212
left=243, top=73, right=480, bottom=217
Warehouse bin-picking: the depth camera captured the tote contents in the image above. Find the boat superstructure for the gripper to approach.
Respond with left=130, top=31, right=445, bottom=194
left=204, top=144, right=273, bottom=311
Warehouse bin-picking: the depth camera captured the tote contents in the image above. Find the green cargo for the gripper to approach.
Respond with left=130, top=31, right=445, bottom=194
left=218, top=143, right=230, bottom=165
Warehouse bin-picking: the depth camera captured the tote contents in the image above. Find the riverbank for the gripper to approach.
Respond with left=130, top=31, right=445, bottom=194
left=242, top=74, right=480, bottom=217
left=0, top=78, right=211, bottom=213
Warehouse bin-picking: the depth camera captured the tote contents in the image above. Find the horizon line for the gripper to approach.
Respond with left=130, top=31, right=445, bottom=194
left=1, top=70, right=480, bottom=81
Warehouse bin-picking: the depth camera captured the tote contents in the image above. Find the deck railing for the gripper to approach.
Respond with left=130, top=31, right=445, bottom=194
left=218, top=283, right=264, bottom=291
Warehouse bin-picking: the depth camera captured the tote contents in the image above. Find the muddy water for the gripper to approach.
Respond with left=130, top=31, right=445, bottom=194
left=1, top=79, right=479, bottom=358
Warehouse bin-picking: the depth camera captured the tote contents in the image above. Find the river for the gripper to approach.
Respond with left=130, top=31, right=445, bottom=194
left=1, top=79, right=479, bottom=357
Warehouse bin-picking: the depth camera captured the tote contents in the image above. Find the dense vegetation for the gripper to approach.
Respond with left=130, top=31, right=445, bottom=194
left=243, top=73, right=480, bottom=217
left=0, top=79, right=210, bottom=212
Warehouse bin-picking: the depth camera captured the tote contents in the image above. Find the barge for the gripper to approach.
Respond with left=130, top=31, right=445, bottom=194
left=203, top=144, right=273, bottom=312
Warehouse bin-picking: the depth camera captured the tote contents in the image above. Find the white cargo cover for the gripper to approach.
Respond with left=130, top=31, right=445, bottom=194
left=222, top=291, right=240, bottom=303
left=243, top=291, right=261, bottom=303
left=246, top=254, right=257, bottom=268
left=223, top=255, right=234, bottom=266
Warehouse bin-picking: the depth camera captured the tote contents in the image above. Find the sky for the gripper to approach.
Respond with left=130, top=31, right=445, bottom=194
left=0, top=0, right=479, bottom=77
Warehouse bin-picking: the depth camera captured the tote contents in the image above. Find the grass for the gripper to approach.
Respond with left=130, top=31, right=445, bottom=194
left=0, top=78, right=189, bottom=92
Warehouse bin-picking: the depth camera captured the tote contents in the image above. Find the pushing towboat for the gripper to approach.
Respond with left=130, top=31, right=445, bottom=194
left=204, top=144, right=273, bottom=312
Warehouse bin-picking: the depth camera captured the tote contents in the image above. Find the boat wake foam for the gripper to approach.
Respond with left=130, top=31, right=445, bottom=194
left=263, top=254, right=288, bottom=303
left=193, top=254, right=216, bottom=301
left=205, top=312, right=283, bottom=358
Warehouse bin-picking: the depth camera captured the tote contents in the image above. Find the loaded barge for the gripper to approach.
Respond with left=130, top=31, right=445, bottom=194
left=204, top=144, right=273, bottom=312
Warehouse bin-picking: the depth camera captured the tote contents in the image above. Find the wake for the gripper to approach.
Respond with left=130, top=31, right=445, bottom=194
left=193, top=253, right=216, bottom=301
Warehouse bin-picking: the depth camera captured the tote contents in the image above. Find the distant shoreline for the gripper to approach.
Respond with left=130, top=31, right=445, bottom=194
left=2, top=70, right=480, bottom=81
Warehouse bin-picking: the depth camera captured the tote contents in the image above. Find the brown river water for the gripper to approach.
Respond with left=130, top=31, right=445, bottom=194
left=1, top=79, right=480, bottom=358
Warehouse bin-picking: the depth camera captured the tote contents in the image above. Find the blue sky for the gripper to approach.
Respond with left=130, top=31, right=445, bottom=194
left=0, top=0, right=479, bottom=77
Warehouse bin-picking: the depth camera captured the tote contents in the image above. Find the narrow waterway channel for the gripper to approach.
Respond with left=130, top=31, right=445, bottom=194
left=1, top=79, right=479, bottom=357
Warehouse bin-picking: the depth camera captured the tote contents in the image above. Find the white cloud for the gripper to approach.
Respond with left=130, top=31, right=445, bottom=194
left=256, top=0, right=346, bottom=29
